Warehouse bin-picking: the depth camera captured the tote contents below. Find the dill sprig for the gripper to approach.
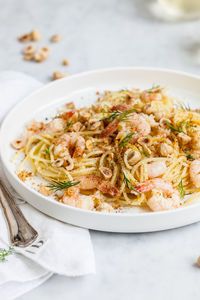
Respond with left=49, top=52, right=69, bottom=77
left=118, top=109, right=135, bottom=122
left=123, top=172, right=140, bottom=194
left=183, top=149, right=195, bottom=161
left=178, top=179, right=185, bottom=199
left=44, top=148, right=50, bottom=156
left=146, top=84, right=161, bottom=94
left=101, top=109, right=135, bottom=122
left=166, top=121, right=185, bottom=134
left=0, top=246, right=14, bottom=262
left=119, top=133, right=135, bottom=148
left=120, top=89, right=129, bottom=92
left=64, top=122, right=72, bottom=131
left=141, top=149, right=150, bottom=158
left=100, top=110, right=121, bottom=121
left=48, top=180, right=80, bottom=192
left=179, top=102, right=191, bottom=111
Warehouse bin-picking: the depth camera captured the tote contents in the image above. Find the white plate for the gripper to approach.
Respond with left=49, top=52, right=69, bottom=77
left=1, top=67, right=200, bottom=233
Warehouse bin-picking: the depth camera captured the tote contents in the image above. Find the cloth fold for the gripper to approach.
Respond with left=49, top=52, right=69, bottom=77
left=0, top=71, right=95, bottom=300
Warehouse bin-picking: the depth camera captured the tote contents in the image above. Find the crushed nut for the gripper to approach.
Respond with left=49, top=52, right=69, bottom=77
left=99, top=167, right=112, bottom=179
left=64, top=156, right=74, bottom=170
left=34, top=47, right=50, bottom=62
left=24, top=54, right=34, bottom=61
left=17, top=170, right=32, bottom=182
left=72, top=122, right=83, bottom=132
left=86, top=139, right=93, bottom=150
left=62, top=59, right=69, bottom=66
left=52, top=158, right=64, bottom=167
left=178, top=133, right=191, bottom=146
left=53, top=71, right=66, bottom=80
left=79, top=110, right=91, bottom=121
left=160, top=143, right=173, bottom=157
left=24, top=44, right=35, bottom=55
left=51, top=34, right=61, bottom=42
left=18, top=33, right=31, bottom=43
left=124, top=149, right=141, bottom=166
left=65, top=102, right=75, bottom=109
left=31, top=29, right=41, bottom=41
left=12, top=139, right=25, bottom=150
left=197, top=256, right=200, bottom=267
left=88, top=118, right=101, bottom=130
left=39, top=183, right=53, bottom=196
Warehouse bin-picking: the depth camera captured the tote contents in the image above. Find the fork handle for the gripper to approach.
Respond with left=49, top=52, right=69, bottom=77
left=0, top=180, right=38, bottom=247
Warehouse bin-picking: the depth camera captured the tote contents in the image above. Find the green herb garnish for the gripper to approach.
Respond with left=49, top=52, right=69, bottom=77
left=183, top=149, right=195, bottom=161
left=118, top=109, right=135, bottom=122
left=44, top=149, right=50, bottom=156
left=123, top=172, right=140, bottom=194
left=166, top=121, right=185, bottom=134
left=119, top=133, right=135, bottom=148
left=178, top=179, right=185, bottom=199
left=101, top=109, right=135, bottom=122
left=48, top=180, right=80, bottom=192
left=0, top=246, right=14, bottom=262
left=141, top=149, right=150, bottom=158
left=64, top=122, right=72, bottom=131
left=101, top=110, right=121, bottom=121
left=146, top=84, right=161, bottom=94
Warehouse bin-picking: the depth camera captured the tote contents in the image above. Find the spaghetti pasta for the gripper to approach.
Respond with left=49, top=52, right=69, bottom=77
left=12, top=86, right=200, bottom=212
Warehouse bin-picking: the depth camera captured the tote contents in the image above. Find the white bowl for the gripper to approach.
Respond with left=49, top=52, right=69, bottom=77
left=1, top=67, right=200, bottom=233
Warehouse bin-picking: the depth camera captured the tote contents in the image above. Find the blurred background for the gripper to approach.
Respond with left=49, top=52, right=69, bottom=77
left=1, top=0, right=200, bottom=82
left=0, top=0, right=200, bottom=82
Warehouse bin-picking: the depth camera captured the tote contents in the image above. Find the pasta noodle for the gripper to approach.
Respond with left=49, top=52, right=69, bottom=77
left=12, top=86, right=200, bottom=212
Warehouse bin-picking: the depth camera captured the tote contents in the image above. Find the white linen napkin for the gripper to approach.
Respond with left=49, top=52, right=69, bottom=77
left=0, top=71, right=95, bottom=300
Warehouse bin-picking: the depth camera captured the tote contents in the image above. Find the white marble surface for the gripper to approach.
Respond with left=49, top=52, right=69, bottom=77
left=1, top=0, right=200, bottom=299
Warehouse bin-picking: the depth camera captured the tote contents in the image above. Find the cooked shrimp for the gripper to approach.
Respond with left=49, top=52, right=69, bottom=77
left=100, top=112, right=150, bottom=138
left=141, top=91, right=162, bottom=102
left=135, top=178, right=180, bottom=211
left=45, top=118, right=66, bottom=134
left=147, top=161, right=166, bottom=178
left=78, top=175, right=119, bottom=197
left=62, top=187, right=94, bottom=210
left=129, top=113, right=151, bottom=136
left=100, top=118, right=119, bottom=138
left=147, top=190, right=180, bottom=212
left=110, top=104, right=131, bottom=112
left=54, top=133, right=85, bottom=158
left=190, top=160, right=200, bottom=188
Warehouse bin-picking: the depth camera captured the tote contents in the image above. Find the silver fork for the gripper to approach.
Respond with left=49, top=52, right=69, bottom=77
left=0, top=180, right=38, bottom=247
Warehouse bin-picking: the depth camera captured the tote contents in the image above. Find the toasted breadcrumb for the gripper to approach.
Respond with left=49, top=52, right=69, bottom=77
left=17, top=170, right=32, bottom=182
